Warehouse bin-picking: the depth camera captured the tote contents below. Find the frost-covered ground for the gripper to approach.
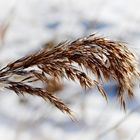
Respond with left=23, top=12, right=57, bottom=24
left=0, top=0, right=140, bottom=140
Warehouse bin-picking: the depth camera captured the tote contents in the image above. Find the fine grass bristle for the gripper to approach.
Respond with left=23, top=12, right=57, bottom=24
left=0, top=34, right=139, bottom=116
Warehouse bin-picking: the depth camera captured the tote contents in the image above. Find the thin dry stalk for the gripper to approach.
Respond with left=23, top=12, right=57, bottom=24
left=97, top=105, right=140, bottom=139
left=0, top=34, right=139, bottom=115
left=0, top=6, right=15, bottom=44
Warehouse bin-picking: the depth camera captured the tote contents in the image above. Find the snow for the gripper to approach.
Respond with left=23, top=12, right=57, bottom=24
left=0, top=0, right=140, bottom=140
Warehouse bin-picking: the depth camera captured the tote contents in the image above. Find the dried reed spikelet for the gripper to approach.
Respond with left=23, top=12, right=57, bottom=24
left=47, top=78, right=63, bottom=93
left=0, top=34, right=139, bottom=115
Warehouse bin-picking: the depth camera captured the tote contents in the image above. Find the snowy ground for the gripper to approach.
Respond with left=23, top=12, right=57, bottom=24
left=0, top=0, right=140, bottom=140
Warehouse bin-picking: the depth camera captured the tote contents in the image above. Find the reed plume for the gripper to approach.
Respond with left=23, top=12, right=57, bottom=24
left=0, top=34, right=139, bottom=115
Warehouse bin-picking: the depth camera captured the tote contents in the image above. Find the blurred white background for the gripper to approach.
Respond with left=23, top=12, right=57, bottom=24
left=0, top=0, right=140, bottom=140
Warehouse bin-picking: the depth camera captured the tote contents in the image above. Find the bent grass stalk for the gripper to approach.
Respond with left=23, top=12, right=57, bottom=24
left=0, top=34, right=139, bottom=116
